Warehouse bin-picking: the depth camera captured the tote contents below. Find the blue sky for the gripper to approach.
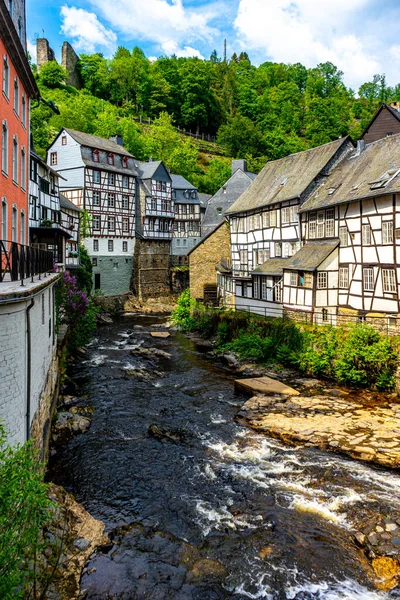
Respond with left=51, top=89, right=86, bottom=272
left=27, top=0, right=400, bottom=91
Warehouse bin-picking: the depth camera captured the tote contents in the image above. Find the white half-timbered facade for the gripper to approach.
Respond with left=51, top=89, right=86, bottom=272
left=60, top=193, right=82, bottom=269
left=47, top=129, right=138, bottom=295
left=224, top=137, right=352, bottom=315
left=136, top=161, right=174, bottom=240
left=171, top=174, right=200, bottom=263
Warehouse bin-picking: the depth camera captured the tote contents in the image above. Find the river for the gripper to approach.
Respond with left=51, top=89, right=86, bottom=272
left=49, top=314, right=400, bottom=599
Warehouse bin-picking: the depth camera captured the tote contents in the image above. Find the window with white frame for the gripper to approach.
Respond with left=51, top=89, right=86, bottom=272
left=20, top=147, right=25, bottom=190
left=275, top=242, right=282, bottom=257
left=13, top=77, right=19, bottom=115
left=108, top=173, right=115, bottom=185
left=12, top=136, right=18, bottom=183
left=239, top=249, right=247, bottom=270
left=261, top=278, right=268, bottom=299
left=2, top=199, right=7, bottom=240
left=326, top=209, right=335, bottom=237
left=61, top=135, right=67, bottom=146
left=93, top=169, right=100, bottom=183
left=108, top=193, right=115, bottom=207
left=92, top=215, right=100, bottom=230
left=122, top=175, right=129, bottom=188
left=309, top=212, right=316, bottom=238
left=317, top=272, right=327, bottom=289
left=238, top=218, right=245, bottom=233
left=151, top=197, right=157, bottom=210
left=108, top=239, right=114, bottom=251
left=363, top=268, right=374, bottom=291
left=123, top=241, right=128, bottom=252
left=382, top=269, right=396, bottom=293
left=270, top=209, right=277, bottom=227
left=290, top=205, right=298, bottom=222
left=11, top=206, right=17, bottom=241
left=231, top=218, right=238, bottom=233
left=21, top=95, right=26, bottom=127
left=282, top=207, right=291, bottom=224
left=3, top=56, right=9, bottom=98
left=122, top=217, right=129, bottom=232
left=339, top=267, right=349, bottom=288
left=290, top=272, right=298, bottom=286
left=1, top=121, right=7, bottom=174
left=262, top=211, right=270, bottom=228
left=317, top=212, right=324, bottom=238
left=92, top=191, right=100, bottom=206
left=339, top=226, right=348, bottom=246
left=92, top=150, right=99, bottom=162
left=122, top=195, right=129, bottom=209
left=108, top=216, right=115, bottom=231
left=93, top=239, right=99, bottom=251
left=108, top=153, right=114, bottom=165
left=50, top=152, right=57, bottom=166
left=362, top=224, right=371, bottom=245
left=382, top=221, right=393, bottom=244
left=20, top=211, right=25, bottom=244
left=275, top=279, right=282, bottom=302
left=253, top=278, right=259, bottom=298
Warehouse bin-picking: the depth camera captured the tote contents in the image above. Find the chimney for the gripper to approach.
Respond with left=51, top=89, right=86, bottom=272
left=109, top=135, right=124, bottom=146
left=232, top=159, right=247, bottom=175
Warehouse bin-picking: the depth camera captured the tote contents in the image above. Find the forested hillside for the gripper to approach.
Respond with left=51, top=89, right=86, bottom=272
left=30, top=46, right=398, bottom=194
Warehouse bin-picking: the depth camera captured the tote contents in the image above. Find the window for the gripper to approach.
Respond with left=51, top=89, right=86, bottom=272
left=382, top=221, right=393, bottom=244
left=3, top=56, right=9, bottom=98
left=270, top=210, right=277, bottom=227
left=93, top=169, right=100, bottom=183
left=382, top=269, right=396, bottom=293
left=62, top=136, right=67, bottom=146
left=326, top=209, right=335, bottom=237
left=13, top=77, right=19, bottom=114
left=92, top=215, right=100, bottom=230
left=339, top=226, right=348, bottom=246
left=94, top=273, right=101, bottom=290
left=161, top=198, right=168, bottom=211
left=123, top=241, right=128, bottom=252
left=50, top=152, right=57, bottom=166
left=108, top=172, right=115, bottom=185
left=122, top=175, right=129, bottom=188
left=317, top=212, right=324, bottom=238
left=1, top=121, right=7, bottom=174
left=11, top=206, right=17, bottom=241
left=92, top=258, right=97, bottom=266
left=151, top=197, right=157, bottom=210
left=309, top=212, right=316, bottom=239
left=239, top=249, right=247, bottom=270
left=290, top=272, right=298, bottom=286
left=317, top=272, right=327, bottom=289
left=122, top=217, right=129, bottom=232
left=92, top=191, right=100, bottom=206
left=20, top=147, right=26, bottom=190
left=363, top=268, right=374, bottom=291
left=122, top=195, right=129, bottom=209
left=93, top=149, right=99, bottom=162
left=262, top=212, right=270, bottom=228
left=181, top=204, right=187, bottom=214
left=20, top=211, right=25, bottom=244
left=282, top=207, right=291, bottom=224
left=275, top=242, right=282, bottom=257
left=93, top=239, right=99, bottom=251
left=108, top=153, right=114, bottom=165
left=21, top=95, right=26, bottom=127
left=108, top=216, right=115, bottom=231
left=322, top=308, right=328, bottom=322
left=339, top=267, right=349, bottom=288
left=108, top=193, right=115, bottom=207
left=122, top=157, right=128, bottom=168
left=238, top=218, right=245, bottom=233
left=12, top=136, right=18, bottom=183
left=108, top=239, right=114, bottom=252
left=2, top=199, right=7, bottom=240
left=362, top=224, right=371, bottom=245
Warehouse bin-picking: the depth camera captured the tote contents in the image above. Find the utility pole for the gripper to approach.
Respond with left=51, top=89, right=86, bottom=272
left=224, top=39, right=227, bottom=63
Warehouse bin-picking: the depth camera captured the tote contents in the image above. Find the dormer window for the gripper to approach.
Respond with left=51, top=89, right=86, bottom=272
left=369, top=168, right=400, bottom=190
left=122, top=156, right=128, bottom=168
left=93, top=149, right=99, bottom=163
left=108, top=153, right=114, bottom=165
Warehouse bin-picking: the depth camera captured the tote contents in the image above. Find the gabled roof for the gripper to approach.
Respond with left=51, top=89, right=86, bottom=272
left=286, top=240, right=339, bottom=271
left=226, top=137, right=350, bottom=215
left=252, top=258, right=289, bottom=276
left=64, top=129, right=134, bottom=157
left=137, top=160, right=166, bottom=180
left=360, top=103, right=400, bottom=140
left=171, top=174, right=197, bottom=190
left=300, top=133, right=400, bottom=212
left=198, top=193, right=212, bottom=209
left=60, top=194, right=83, bottom=212
left=31, top=148, right=67, bottom=180
left=188, top=221, right=227, bottom=256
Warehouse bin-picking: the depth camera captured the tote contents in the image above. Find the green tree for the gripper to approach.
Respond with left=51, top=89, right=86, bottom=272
left=39, top=61, right=68, bottom=88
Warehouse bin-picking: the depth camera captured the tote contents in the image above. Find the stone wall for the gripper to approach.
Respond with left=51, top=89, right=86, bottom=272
left=61, top=41, right=81, bottom=89
left=189, top=222, right=230, bottom=301
left=92, top=255, right=134, bottom=297
left=171, top=269, right=189, bottom=294
left=132, top=239, right=172, bottom=299
left=36, top=38, right=55, bottom=72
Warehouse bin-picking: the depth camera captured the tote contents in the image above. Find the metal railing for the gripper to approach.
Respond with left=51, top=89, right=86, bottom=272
left=0, top=240, right=54, bottom=286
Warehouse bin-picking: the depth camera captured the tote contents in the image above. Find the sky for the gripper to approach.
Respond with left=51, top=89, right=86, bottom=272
left=26, top=0, right=400, bottom=92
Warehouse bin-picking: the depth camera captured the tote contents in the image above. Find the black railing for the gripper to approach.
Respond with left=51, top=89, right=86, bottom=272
left=0, top=240, right=54, bottom=286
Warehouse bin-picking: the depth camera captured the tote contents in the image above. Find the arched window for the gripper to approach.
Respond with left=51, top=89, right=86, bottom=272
left=108, top=153, right=114, bottom=165
left=92, top=149, right=99, bottom=162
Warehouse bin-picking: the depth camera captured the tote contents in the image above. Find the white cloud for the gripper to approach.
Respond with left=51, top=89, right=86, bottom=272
left=27, top=39, right=37, bottom=63
left=60, top=5, right=117, bottom=54
left=88, top=0, right=216, bottom=56
left=161, top=40, right=204, bottom=59
left=233, top=0, right=387, bottom=90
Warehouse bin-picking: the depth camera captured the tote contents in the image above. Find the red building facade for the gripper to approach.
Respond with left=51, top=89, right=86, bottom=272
left=0, top=0, right=38, bottom=245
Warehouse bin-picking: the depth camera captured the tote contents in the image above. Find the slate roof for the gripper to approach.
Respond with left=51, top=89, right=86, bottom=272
left=252, top=258, right=290, bottom=276
left=198, top=193, right=211, bottom=210
left=286, top=240, right=339, bottom=271
left=65, top=129, right=134, bottom=157
left=201, top=169, right=256, bottom=238
left=360, top=103, right=400, bottom=140
left=60, top=194, right=83, bottom=212
left=137, top=160, right=163, bottom=180
left=300, top=133, right=400, bottom=212
left=79, top=147, right=139, bottom=176
left=171, top=174, right=197, bottom=190
left=225, top=137, right=350, bottom=215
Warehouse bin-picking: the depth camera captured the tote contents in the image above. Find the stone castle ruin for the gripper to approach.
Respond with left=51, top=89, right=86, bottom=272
left=36, top=38, right=81, bottom=89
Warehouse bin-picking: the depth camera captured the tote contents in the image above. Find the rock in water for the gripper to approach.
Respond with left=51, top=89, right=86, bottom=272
left=148, top=424, right=187, bottom=444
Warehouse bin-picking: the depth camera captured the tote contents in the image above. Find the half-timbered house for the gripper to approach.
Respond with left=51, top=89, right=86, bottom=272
left=46, top=129, right=138, bottom=296
left=224, top=138, right=353, bottom=315
left=171, top=174, right=201, bottom=264
left=60, top=193, right=82, bottom=269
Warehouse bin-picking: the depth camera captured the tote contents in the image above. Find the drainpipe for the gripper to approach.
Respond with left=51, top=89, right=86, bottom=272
left=26, top=298, right=35, bottom=441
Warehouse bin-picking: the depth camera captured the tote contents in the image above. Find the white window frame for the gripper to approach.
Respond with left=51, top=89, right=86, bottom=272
left=93, top=239, right=99, bottom=251
left=12, top=135, right=18, bottom=184
left=339, top=267, right=349, bottom=288
left=363, top=268, right=374, bottom=291
left=282, top=207, right=290, bottom=224
left=13, top=77, right=19, bottom=115
left=108, top=239, right=114, bottom=251
left=3, top=55, right=9, bottom=98
left=339, top=226, right=348, bottom=246
left=2, top=120, right=8, bottom=175
left=382, top=269, right=396, bottom=293
left=290, top=272, right=298, bottom=286
left=107, top=216, right=115, bottom=231
left=309, top=212, right=316, bottom=239
left=93, top=169, right=100, bottom=183
left=325, top=209, right=335, bottom=237
left=317, top=272, right=327, bottom=289
left=362, top=223, right=371, bottom=246
left=382, top=221, right=393, bottom=245
left=92, top=191, right=100, bottom=206
left=92, top=215, right=100, bottom=230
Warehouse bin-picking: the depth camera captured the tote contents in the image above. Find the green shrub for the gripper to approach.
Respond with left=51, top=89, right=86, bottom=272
left=297, top=326, right=338, bottom=378
left=171, top=289, right=196, bottom=331
left=228, top=333, right=274, bottom=361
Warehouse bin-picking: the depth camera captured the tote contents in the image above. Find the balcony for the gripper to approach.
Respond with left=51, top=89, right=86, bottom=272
left=0, top=240, right=55, bottom=291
